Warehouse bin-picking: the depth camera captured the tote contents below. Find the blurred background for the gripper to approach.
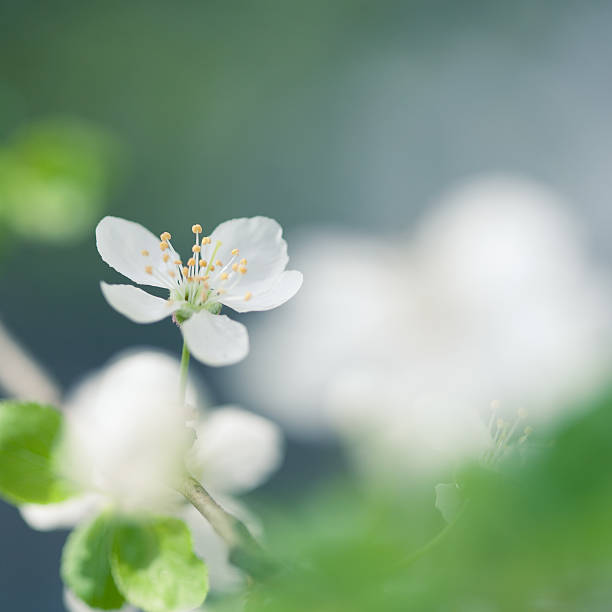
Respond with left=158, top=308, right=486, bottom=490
left=1, top=1, right=612, bottom=610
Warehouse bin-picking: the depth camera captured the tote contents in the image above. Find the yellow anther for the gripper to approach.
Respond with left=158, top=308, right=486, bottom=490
left=145, top=265, right=153, bottom=274
left=220, top=273, right=228, bottom=280
left=192, top=245, right=201, bottom=253
left=168, top=270, right=176, bottom=278
left=162, top=253, right=170, bottom=263
left=199, top=260, right=207, bottom=267
left=244, top=291, right=252, bottom=301
left=141, top=249, right=150, bottom=256
left=231, top=248, right=239, bottom=256
left=182, top=266, right=189, bottom=277
left=187, top=257, right=196, bottom=267
left=174, top=259, right=182, bottom=265
left=239, top=266, right=247, bottom=274
left=209, top=265, right=215, bottom=272
left=201, top=274, right=209, bottom=281
left=232, top=263, right=239, bottom=271
left=215, top=259, right=222, bottom=267
left=202, top=236, right=211, bottom=245
left=240, top=258, right=247, bottom=265
left=192, top=224, right=202, bottom=234
left=159, top=241, right=169, bottom=251
left=160, top=231, right=172, bottom=241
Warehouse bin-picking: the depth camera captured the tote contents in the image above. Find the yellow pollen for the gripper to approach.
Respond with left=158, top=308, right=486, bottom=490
left=209, top=265, right=215, bottom=272
left=220, top=273, right=228, bottom=280
left=202, top=236, right=211, bottom=245
left=141, top=249, right=149, bottom=256
left=192, top=224, right=202, bottom=234
left=192, top=245, right=201, bottom=253
left=244, top=291, right=252, bottom=301
left=182, top=266, right=189, bottom=276
left=160, top=231, right=171, bottom=241
left=201, top=274, right=209, bottom=281
left=215, top=260, right=222, bottom=267
left=187, top=257, right=196, bottom=267
left=159, top=241, right=169, bottom=251
left=168, top=270, right=176, bottom=278
left=162, top=253, right=170, bottom=262
left=145, top=265, right=153, bottom=274
left=199, top=261, right=207, bottom=268
left=232, top=263, right=239, bottom=271
left=174, top=259, right=182, bottom=265
left=240, top=258, right=247, bottom=265
left=239, top=266, right=247, bottom=274
left=231, top=248, right=239, bottom=256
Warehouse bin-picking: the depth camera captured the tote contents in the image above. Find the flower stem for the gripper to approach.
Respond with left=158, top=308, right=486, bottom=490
left=179, top=341, right=190, bottom=406
left=178, top=475, right=276, bottom=579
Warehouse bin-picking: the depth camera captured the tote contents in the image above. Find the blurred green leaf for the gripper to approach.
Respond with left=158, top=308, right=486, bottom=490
left=0, top=117, right=119, bottom=243
left=111, top=516, right=208, bottom=612
left=434, top=482, right=464, bottom=523
left=0, top=400, right=74, bottom=504
left=61, top=512, right=126, bottom=610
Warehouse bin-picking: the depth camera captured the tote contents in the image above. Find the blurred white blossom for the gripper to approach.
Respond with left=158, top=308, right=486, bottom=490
left=18, top=349, right=283, bottom=601
left=232, top=176, right=612, bottom=472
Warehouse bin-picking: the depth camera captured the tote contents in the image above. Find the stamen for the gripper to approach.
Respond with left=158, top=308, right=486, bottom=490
left=192, top=245, right=201, bottom=253
left=141, top=250, right=149, bottom=256
left=199, top=260, right=207, bottom=267
left=232, top=263, right=239, bottom=271
left=220, top=273, right=228, bottom=280
left=239, top=266, right=247, bottom=274
left=231, top=248, right=239, bottom=255
left=244, top=292, right=252, bottom=301
left=174, top=259, right=182, bottom=265
left=145, top=266, right=153, bottom=274
left=202, top=236, right=211, bottom=245
left=162, top=253, right=170, bottom=263
left=160, top=231, right=172, bottom=241
left=187, top=258, right=196, bottom=267
left=159, top=241, right=169, bottom=251
left=240, top=258, right=247, bottom=265
left=192, top=224, right=202, bottom=234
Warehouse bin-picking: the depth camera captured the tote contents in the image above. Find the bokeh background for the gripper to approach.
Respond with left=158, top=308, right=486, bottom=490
left=1, top=1, right=612, bottom=610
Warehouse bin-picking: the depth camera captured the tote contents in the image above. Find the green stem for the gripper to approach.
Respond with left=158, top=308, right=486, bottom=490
left=178, top=475, right=276, bottom=579
left=179, top=341, right=190, bottom=406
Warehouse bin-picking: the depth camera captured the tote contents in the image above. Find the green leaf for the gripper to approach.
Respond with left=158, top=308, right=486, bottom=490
left=111, top=516, right=208, bottom=612
left=0, top=400, right=74, bottom=504
left=61, top=513, right=126, bottom=610
left=434, top=482, right=464, bottom=524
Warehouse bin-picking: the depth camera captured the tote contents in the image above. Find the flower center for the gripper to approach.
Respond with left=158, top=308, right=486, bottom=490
left=140, top=223, right=252, bottom=316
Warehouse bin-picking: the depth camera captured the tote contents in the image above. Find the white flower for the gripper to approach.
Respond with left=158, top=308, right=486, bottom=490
left=19, top=350, right=283, bottom=601
left=96, top=216, right=302, bottom=366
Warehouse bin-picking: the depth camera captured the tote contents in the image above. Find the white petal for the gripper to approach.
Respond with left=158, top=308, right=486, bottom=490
left=19, top=493, right=104, bottom=531
left=187, top=407, right=283, bottom=495
left=221, top=270, right=303, bottom=313
left=64, top=589, right=137, bottom=612
left=96, top=216, right=178, bottom=288
left=210, top=217, right=289, bottom=294
left=100, top=282, right=177, bottom=323
left=181, top=310, right=249, bottom=367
